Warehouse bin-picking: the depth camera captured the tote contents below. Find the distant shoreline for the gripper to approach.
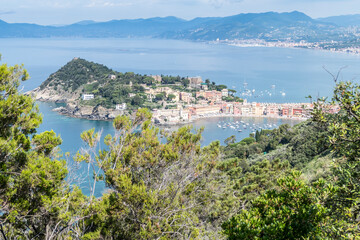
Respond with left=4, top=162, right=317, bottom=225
left=216, top=41, right=360, bottom=56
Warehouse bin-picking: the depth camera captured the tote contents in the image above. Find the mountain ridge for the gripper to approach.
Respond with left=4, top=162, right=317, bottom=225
left=0, top=11, right=342, bottom=41
left=318, top=14, right=360, bottom=27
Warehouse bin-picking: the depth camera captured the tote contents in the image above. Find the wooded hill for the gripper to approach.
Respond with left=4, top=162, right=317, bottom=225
left=38, top=58, right=192, bottom=109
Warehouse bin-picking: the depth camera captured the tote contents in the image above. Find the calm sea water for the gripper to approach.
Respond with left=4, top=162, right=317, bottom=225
left=1, top=38, right=359, bottom=195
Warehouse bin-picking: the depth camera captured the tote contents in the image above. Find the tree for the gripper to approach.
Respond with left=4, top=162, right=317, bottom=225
left=216, top=85, right=227, bottom=91
left=222, top=171, right=333, bottom=240
left=0, top=55, right=89, bottom=239
left=255, top=130, right=260, bottom=142
left=181, top=78, right=190, bottom=87
left=131, top=94, right=144, bottom=106
left=228, top=89, right=236, bottom=96
left=155, top=92, right=165, bottom=101
left=167, top=93, right=176, bottom=101
left=312, top=80, right=360, bottom=237
left=224, top=135, right=236, bottom=146
left=76, top=109, right=227, bottom=239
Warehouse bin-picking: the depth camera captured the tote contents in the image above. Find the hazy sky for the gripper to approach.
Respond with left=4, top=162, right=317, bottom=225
left=1, top=0, right=360, bottom=25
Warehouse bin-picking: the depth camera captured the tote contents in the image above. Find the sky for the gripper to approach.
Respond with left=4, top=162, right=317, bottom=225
left=1, top=0, right=360, bottom=25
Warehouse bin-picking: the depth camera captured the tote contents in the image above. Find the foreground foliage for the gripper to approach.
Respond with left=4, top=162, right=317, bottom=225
left=0, top=56, right=90, bottom=238
left=222, top=80, right=360, bottom=239
left=222, top=171, right=333, bottom=240
left=2, top=56, right=360, bottom=239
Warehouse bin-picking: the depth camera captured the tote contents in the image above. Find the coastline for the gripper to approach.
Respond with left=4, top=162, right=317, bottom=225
left=46, top=101, right=308, bottom=126
left=161, top=113, right=307, bottom=126
left=211, top=40, right=360, bottom=56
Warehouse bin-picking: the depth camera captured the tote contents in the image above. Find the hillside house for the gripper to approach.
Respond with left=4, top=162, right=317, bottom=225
left=82, top=94, right=94, bottom=101
left=116, top=103, right=127, bottom=111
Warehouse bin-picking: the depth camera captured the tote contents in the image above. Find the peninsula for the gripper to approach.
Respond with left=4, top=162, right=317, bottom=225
left=29, top=58, right=338, bottom=124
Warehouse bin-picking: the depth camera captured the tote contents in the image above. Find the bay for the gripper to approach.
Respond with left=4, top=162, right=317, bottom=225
left=1, top=37, right=359, bottom=195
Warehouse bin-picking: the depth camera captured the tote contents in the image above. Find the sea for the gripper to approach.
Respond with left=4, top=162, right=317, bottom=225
left=1, top=38, right=360, bottom=196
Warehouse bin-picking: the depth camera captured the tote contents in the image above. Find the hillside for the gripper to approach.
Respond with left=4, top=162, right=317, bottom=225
left=162, top=11, right=339, bottom=42
left=31, top=58, right=237, bottom=120
left=0, top=11, right=347, bottom=42
left=318, top=14, right=360, bottom=27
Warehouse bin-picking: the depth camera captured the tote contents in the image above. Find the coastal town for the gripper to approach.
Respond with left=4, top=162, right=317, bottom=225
left=80, top=74, right=339, bottom=125
left=217, top=39, right=360, bottom=55
left=31, top=58, right=339, bottom=125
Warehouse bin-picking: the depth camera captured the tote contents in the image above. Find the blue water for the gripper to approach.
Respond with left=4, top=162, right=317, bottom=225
left=1, top=38, right=359, bottom=195
left=1, top=38, right=360, bottom=102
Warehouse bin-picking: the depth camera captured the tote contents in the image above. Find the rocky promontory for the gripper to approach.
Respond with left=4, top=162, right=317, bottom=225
left=28, top=58, right=130, bottom=120
left=52, top=104, right=120, bottom=121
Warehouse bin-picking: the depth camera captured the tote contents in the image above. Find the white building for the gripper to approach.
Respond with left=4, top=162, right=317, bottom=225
left=221, top=89, right=229, bottom=97
left=109, top=74, right=116, bottom=80
left=116, top=103, right=127, bottom=111
left=180, top=109, right=189, bottom=121
left=82, top=94, right=94, bottom=101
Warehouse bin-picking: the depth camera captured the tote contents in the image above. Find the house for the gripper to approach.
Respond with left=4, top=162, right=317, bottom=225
left=201, top=83, right=208, bottom=90
left=180, top=92, right=193, bottom=103
left=221, top=89, right=229, bottom=97
left=192, top=105, right=221, bottom=116
left=281, top=107, right=291, bottom=116
left=196, top=90, right=222, bottom=102
left=292, top=108, right=303, bottom=117
left=109, top=74, right=116, bottom=80
left=241, top=106, right=250, bottom=115
left=179, top=109, right=190, bottom=121
left=82, top=94, right=94, bottom=101
left=265, top=105, right=279, bottom=116
left=116, top=103, right=127, bottom=111
left=151, top=75, right=162, bottom=83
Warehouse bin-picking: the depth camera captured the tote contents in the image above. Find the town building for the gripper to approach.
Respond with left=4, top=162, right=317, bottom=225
left=188, top=77, right=203, bottom=89
left=115, top=103, right=127, bottom=111
left=180, top=92, right=193, bottom=103
left=201, top=83, right=208, bottom=90
left=109, top=74, right=116, bottom=80
left=189, top=105, right=221, bottom=116
left=196, top=90, right=222, bottom=102
left=82, top=94, right=94, bottom=101
left=265, top=104, right=279, bottom=116
left=221, top=89, right=229, bottom=97
left=151, top=75, right=162, bottom=83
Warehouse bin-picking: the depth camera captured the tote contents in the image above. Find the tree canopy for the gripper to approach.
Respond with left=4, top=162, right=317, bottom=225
left=3, top=56, right=360, bottom=239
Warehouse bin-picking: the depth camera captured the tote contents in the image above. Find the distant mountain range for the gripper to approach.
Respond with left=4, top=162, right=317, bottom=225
left=0, top=11, right=359, bottom=42
left=318, top=14, right=360, bottom=27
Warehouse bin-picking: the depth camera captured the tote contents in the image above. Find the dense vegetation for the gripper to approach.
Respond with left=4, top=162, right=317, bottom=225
left=40, top=58, right=231, bottom=110
left=2, top=57, right=360, bottom=238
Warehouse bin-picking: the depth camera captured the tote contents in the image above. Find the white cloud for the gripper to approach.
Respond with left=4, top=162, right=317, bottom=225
left=85, top=0, right=133, bottom=8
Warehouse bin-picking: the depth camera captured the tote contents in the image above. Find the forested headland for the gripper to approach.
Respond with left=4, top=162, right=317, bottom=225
left=1, top=57, right=360, bottom=239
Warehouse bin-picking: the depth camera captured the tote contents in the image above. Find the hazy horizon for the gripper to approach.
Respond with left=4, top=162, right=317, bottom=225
left=1, top=0, right=360, bottom=25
